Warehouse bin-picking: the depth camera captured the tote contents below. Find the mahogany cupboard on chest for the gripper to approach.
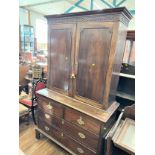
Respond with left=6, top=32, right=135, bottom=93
left=36, top=7, right=132, bottom=155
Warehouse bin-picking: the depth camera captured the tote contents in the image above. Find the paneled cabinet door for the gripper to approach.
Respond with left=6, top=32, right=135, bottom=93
left=48, top=24, right=76, bottom=95
left=74, top=22, right=113, bottom=107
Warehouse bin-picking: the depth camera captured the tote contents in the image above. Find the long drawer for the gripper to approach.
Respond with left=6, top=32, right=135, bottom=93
left=62, top=133, right=96, bottom=155
left=38, top=119, right=96, bottom=155
left=63, top=120, right=99, bottom=151
left=65, top=108, right=101, bottom=135
left=37, top=96, right=63, bottom=118
left=38, top=109, right=99, bottom=151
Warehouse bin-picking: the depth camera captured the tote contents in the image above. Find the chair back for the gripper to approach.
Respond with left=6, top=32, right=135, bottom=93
left=32, top=79, right=46, bottom=104
left=19, top=64, right=29, bottom=86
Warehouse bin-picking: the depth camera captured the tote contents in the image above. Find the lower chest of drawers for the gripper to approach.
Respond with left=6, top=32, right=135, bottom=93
left=37, top=96, right=106, bottom=155
left=38, top=119, right=96, bottom=155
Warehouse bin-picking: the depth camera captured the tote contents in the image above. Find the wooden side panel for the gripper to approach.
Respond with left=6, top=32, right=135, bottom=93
left=47, top=24, right=76, bottom=95
left=108, top=23, right=128, bottom=104
left=75, top=23, right=113, bottom=105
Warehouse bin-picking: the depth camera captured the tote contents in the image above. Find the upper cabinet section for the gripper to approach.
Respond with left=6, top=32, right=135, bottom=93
left=46, top=7, right=132, bottom=110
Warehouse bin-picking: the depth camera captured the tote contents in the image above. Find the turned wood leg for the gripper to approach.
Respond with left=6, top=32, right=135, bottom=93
left=35, top=129, right=41, bottom=139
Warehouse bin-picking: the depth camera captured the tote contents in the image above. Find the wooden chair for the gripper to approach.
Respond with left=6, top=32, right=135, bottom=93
left=19, top=104, right=29, bottom=124
left=19, top=64, right=29, bottom=94
left=19, top=79, right=46, bottom=124
left=105, top=104, right=135, bottom=155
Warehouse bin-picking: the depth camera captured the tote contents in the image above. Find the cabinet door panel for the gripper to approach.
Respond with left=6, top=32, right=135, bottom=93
left=48, top=24, right=75, bottom=94
left=75, top=23, right=113, bottom=105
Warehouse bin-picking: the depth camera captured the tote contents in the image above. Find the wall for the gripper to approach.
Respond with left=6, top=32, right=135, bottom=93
left=19, top=8, right=47, bottom=37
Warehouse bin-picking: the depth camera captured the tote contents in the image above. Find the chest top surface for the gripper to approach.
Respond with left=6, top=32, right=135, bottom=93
left=37, top=88, right=119, bottom=123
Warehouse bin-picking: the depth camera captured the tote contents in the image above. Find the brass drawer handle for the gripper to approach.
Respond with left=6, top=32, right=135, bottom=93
left=44, top=126, right=50, bottom=131
left=78, top=132, right=86, bottom=139
left=77, top=116, right=85, bottom=125
left=61, top=133, right=64, bottom=137
left=62, top=120, right=64, bottom=125
left=77, top=147, right=84, bottom=154
left=47, top=102, right=53, bottom=110
left=45, top=114, right=50, bottom=119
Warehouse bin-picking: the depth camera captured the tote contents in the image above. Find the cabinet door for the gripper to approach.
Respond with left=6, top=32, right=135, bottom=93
left=74, top=22, right=113, bottom=107
left=48, top=24, right=76, bottom=95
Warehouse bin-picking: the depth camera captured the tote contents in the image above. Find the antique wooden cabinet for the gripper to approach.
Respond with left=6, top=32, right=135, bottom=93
left=36, top=7, right=132, bottom=155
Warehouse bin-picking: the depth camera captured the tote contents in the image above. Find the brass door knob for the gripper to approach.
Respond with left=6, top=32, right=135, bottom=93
left=70, top=74, right=76, bottom=79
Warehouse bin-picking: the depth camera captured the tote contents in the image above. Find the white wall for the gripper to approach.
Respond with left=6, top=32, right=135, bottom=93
left=128, top=17, right=135, bottom=30
left=19, top=8, right=47, bottom=37
left=19, top=8, right=28, bottom=25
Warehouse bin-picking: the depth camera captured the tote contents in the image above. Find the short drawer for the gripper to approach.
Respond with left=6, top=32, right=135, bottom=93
left=63, top=121, right=99, bottom=151
left=38, top=119, right=52, bottom=136
left=38, top=118, right=63, bottom=143
left=64, top=108, right=101, bottom=135
left=37, top=109, right=62, bottom=129
left=62, top=134, right=96, bottom=155
left=37, top=96, right=63, bottom=118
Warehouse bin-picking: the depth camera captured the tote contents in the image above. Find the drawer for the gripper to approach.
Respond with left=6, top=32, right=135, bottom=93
left=38, top=118, right=52, bottom=136
left=38, top=119, right=96, bottom=155
left=37, top=109, right=63, bottom=129
left=65, top=108, right=101, bottom=135
left=38, top=118, right=64, bottom=143
left=37, top=96, right=63, bottom=118
left=62, top=134, right=96, bottom=155
left=63, top=121, right=99, bottom=151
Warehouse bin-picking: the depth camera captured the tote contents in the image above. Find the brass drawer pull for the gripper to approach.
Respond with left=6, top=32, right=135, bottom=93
left=45, top=114, right=50, bottom=119
left=61, top=133, right=64, bottom=137
left=77, top=147, right=84, bottom=154
left=77, top=116, right=85, bottom=125
left=62, top=120, right=64, bottom=125
left=47, top=102, right=53, bottom=110
left=44, top=126, right=50, bottom=131
left=78, top=132, right=86, bottom=139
